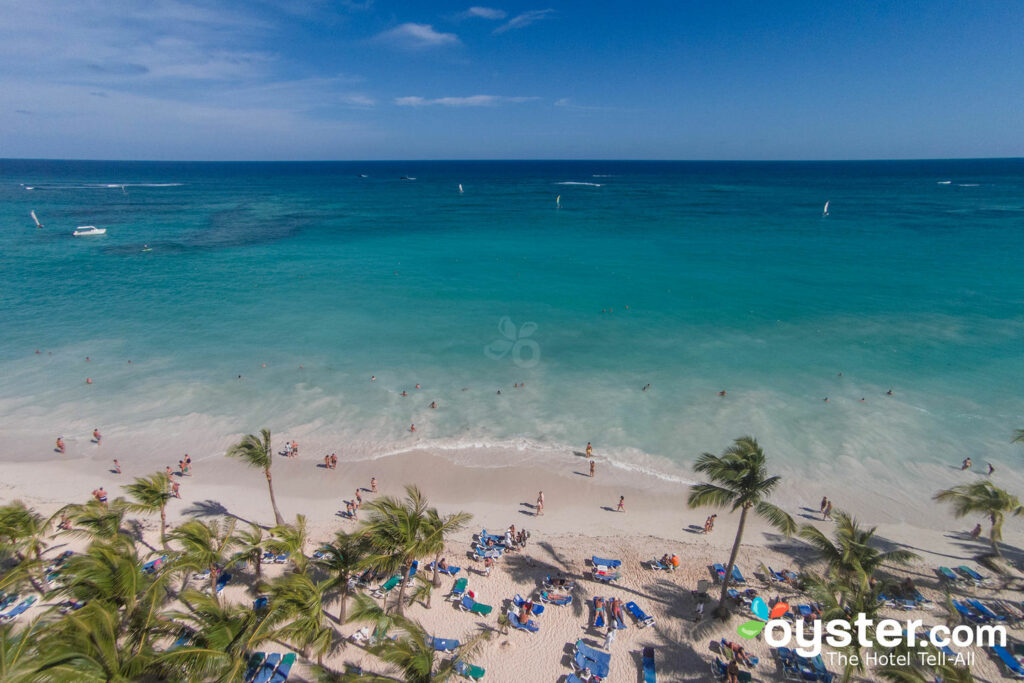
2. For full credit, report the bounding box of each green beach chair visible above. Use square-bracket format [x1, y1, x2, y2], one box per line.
[448, 577, 469, 601]
[455, 658, 485, 680]
[372, 575, 402, 598]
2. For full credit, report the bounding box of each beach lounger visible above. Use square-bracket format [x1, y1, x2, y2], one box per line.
[215, 572, 232, 593]
[642, 646, 656, 683]
[565, 675, 586, 683]
[592, 569, 620, 583]
[261, 551, 275, 563]
[268, 653, 296, 683]
[609, 601, 627, 630]
[767, 566, 786, 583]
[428, 561, 462, 576]
[474, 546, 503, 560]
[142, 555, 167, 574]
[479, 529, 504, 544]
[712, 563, 727, 582]
[539, 590, 572, 606]
[543, 574, 576, 590]
[731, 565, 746, 584]
[574, 640, 611, 678]
[459, 594, 493, 616]
[244, 653, 266, 682]
[992, 644, 1024, 678]
[926, 629, 955, 658]
[968, 599, 1004, 621]
[431, 637, 460, 652]
[448, 577, 469, 600]
[938, 566, 963, 584]
[273, 553, 290, 564]
[648, 558, 670, 571]
[798, 604, 813, 619]
[625, 600, 656, 627]
[168, 630, 191, 650]
[250, 653, 281, 683]
[371, 575, 402, 598]
[512, 594, 544, 615]
[454, 658, 485, 680]
[958, 565, 986, 585]
[405, 561, 419, 584]
[0, 595, 16, 611]
[0, 596, 36, 623]
[591, 555, 622, 569]
[349, 626, 371, 644]
[508, 610, 539, 632]
[953, 599, 987, 624]
[592, 597, 606, 628]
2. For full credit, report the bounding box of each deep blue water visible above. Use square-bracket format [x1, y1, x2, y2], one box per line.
[1, 159, 1022, 490]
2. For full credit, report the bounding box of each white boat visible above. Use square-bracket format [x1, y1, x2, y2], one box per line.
[31, 210, 43, 228]
[822, 201, 830, 217]
[73, 226, 107, 236]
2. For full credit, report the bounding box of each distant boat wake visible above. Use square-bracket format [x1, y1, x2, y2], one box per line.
[556, 181, 602, 187]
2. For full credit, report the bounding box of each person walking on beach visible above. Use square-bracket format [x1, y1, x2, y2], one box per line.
[113, 459, 121, 474]
[603, 626, 616, 650]
[820, 496, 828, 513]
[93, 428, 101, 445]
[590, 461, 595, 477]
[166, 465, 173, 478]
[172, 481, 181, 498]
[536, 491, 544, 516]
[56, 437, 65, 453]
[330, 453, 337, 469]
[586, 442, 593, 458]
[92, 487, 107, 504]
[324, 454, 330, 469]
[988, 463, 995, 476]
[616, 496, 626, 512]
[970, 523, 982, 539]
[370, 476, 377, 493]
[483, 556, 493, 577]
[823, 501, 833, 521]
[355, 489, 363, 508]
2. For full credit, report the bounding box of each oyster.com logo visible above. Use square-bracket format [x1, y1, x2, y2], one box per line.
[738, 597, 789, 639]
[484, 317, 540, 368]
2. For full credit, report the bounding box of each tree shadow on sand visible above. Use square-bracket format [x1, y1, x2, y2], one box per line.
[181, 498, 261, 528]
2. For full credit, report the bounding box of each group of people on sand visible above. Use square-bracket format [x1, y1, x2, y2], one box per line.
[56, 429, 104, 454]
[283, 441, 299, 458]
[820, 497, 833, 520]
[703, 514, 717, 534]
[323, 453, 338, 469]
[343, 478, 378, 520]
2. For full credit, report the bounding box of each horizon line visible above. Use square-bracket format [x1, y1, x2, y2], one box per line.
[3, 156, 1024, 164]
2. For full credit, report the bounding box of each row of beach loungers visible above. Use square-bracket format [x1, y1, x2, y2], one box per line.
[243, 652, 296, 683]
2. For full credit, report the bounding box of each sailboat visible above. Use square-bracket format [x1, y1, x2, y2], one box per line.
[458, 183, 464, 194]
[556, 195, 561, 209]
[822, 201, 830, 217]
[31, 211, 43, 229]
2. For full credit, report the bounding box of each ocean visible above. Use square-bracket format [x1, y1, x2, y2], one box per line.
[1, 159, 1022, 503]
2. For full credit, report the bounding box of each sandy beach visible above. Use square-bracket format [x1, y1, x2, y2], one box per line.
[3, 432, 1023, 681]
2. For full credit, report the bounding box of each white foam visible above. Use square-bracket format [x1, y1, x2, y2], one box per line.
[556, 181, 602, 187]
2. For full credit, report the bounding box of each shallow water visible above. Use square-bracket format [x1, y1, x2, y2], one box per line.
[1, 159, 1022, 495]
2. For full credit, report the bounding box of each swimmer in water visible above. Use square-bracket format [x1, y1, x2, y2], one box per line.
[887, 389, 893, 396]
[719, 390, 726, 397]
[371, 376, 376, 381]
[86, 378, 93, 384]
[401, 391, 407, 397]
[410, 424, 416, 432]
[430, 401, 437, 409]
[823, 397, 829, 402]
[415, 384, 421, 389]
[496, 390, 501, 395]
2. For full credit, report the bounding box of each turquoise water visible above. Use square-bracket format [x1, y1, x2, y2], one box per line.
[1, 159, 1022, 489]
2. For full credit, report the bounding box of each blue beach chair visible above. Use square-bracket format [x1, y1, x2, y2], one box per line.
[642, 646, 657, 683]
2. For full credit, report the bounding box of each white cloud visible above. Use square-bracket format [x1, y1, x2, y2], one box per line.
[375, 23, 459, 49]
[494, 8, 554, 34]
[394, 95, 537, 107]
[464, 6, 506, 20]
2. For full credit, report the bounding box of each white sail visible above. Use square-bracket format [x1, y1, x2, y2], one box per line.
[556, 194, 561, 208]
[458, 183, 464, 193]
[823, 201, 830, 217]
[30, 210, 42, 228]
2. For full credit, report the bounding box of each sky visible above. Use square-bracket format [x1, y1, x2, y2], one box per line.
[1, 0, 1022, 161]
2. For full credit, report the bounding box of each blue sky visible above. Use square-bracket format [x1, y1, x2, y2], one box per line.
[1, 0, 1022, 160]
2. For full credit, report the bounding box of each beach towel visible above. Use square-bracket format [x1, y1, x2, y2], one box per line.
[642, 646, 656, 683]
[592, 555, 622, 568]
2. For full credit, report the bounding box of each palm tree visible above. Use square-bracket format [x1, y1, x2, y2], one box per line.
[266, 514, 309, 574]
[934, 481, 1023, 556]
[0, 617, 45, 683]
[233, 524, 266, 581]
[264, 572, 334, 665]
[162, 589, 277, 683]
[409, 574, 435, 609]
[360, 485, 433, 615]
[0, 501, 50, 594]
[123, 472, 175, 548]
[56, 498, 130, 544]
[34, 601, 157, 682]
[803, 573, 889, 683]
[687, 436, 796, 617]
[226, 428, 284, 525]
[799, 510, 918, 597]
[422, 509, 472, 588]
[315, 530, 372, 623]
[168, 518, 239, 602]
[346, 593, 490, 683]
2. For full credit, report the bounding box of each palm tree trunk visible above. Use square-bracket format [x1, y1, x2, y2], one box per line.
[716, 504, 750, 618]
[160, 505, 167, 549]
[211, 569, 219, 604]
[264, 468, 285, 526]
[990, 513, 1001, 555]
[254, 553, 262, 580]
[395, 560, 411, 616]
[338, 585, 349, 623]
